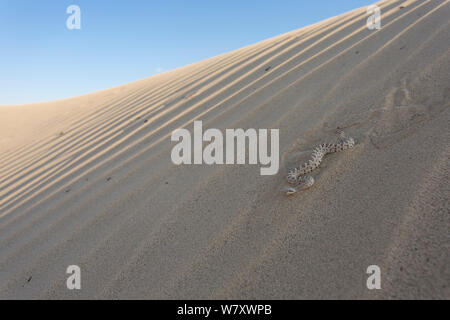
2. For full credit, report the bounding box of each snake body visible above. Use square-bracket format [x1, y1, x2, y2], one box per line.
[285, 137, 355, 195]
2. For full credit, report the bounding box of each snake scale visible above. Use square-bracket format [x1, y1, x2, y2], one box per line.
[284, 136, 356, 195]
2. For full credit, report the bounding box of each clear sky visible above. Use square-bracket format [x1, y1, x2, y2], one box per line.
[1, 0, 376, 105]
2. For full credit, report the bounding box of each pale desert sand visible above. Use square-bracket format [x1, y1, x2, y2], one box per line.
[0, 0, 449, 299]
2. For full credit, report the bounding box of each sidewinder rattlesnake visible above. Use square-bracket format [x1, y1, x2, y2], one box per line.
[284, 135, 356, 195]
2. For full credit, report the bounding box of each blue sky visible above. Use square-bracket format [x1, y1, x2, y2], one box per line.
[0, 0, 376, 105]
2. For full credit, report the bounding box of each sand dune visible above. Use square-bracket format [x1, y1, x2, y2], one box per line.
[0, 0, 449, 299]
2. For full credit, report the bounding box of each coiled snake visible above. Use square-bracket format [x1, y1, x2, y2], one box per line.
[284, 136, 356, 195]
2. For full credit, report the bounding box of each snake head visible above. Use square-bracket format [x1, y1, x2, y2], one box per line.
[283, 186, 298, 196]
[283, 176, 315, 196]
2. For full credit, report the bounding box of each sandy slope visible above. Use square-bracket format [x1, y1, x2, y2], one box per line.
[0, 0, 449, 299]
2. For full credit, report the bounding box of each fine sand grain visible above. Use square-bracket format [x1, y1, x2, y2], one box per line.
[0, 0, 449, 299]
